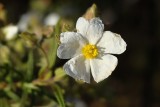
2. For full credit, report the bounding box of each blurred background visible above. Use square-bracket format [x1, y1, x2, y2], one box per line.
[0, 0, 160, 107]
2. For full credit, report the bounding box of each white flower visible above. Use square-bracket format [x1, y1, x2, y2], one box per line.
[57, 17, 127, 83]
[17, 13, 31, 31]
[18, 12, 42, 31]
[2, 25, 18, 40]
[44, 13, 60, 26]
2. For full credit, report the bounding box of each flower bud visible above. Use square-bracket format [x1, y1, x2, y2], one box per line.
[83, 4, 97, 20]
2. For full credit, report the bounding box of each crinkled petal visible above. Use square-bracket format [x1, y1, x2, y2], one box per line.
[63, 55, 90, 83]
[57, 32, 87, 59]
[76, 17, 104, 44]
[97, 31, 127, 54]
[90, 54, 118, 83]
[76, 17, 89, 36]
[86, 18, 104, 44]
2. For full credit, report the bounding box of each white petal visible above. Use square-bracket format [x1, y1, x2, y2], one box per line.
[44, 13, 60, 26]
[97, 31, 127, 54]
[63, 55, 90, 83]
[76, 17, 89, 36]
[18, 12, 42, 31]
[18, 13, 31, 32]
[90, 54, 118, 83]
[86, 18, 104, 44]
[57, 32, 86, 59]
[3, 25, 18, 40]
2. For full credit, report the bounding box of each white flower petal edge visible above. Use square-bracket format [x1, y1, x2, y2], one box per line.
[57, 32, 87, 59]
[87, 18, 104, 44]
[76, 17, 89, 36]
[90, 54, 118, 83]
[76, 17, 104, 44]
[63, 55, 90, 83]
[97, 31, 127, 54]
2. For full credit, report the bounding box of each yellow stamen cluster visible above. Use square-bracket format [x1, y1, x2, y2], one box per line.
[82, 44, 98, 59]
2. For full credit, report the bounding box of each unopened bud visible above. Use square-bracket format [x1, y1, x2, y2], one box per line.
[83, 4, 97, 20]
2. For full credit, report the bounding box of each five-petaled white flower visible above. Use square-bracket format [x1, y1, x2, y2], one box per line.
[57, 17, 127, 83]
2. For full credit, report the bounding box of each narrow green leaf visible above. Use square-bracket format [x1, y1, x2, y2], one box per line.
[26, 50, 34, 81]
[20, 89, 28, 107]
[23, 83, 39, 90]
[54, 85, 65, 107]
[42, 21, 61, 69]
[49, 37, 58, 68]
[40, 36, 57, 69]
[54, 67, 66, 82]
[4, 88, 20, 101]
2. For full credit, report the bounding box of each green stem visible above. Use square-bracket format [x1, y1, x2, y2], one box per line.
[38, 45, 49, 70]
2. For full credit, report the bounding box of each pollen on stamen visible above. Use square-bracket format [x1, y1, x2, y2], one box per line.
[82, 44, 99, 59]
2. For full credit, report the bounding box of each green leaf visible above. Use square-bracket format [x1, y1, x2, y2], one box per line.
[43, 71, 52, 81]
[40, 22, 61, 69]
[0, 98, 11, 107]
[4, 87, 20, 101]
[54, 85, 65, 107]
[34, 69, 53, 86]
[23, 83, 39, 90]
[10, 102, 20, 107]
[26, 50, 34, 81]
[19, 89, 28, 107]
[47, 37, 57, 68]
[54, 67, 66, 82]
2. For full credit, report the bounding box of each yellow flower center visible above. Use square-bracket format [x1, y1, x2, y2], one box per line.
[82, 44, 99, 59]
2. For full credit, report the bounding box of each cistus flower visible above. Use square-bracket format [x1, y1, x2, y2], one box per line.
[57, 17, 127, 83]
